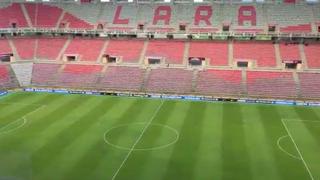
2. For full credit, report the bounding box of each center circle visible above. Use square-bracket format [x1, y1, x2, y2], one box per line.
[104, 123, 179, 151]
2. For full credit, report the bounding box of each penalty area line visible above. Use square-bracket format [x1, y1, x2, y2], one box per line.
[111, 100, 165, 180]
[281, 119, 315, 180]
[0, 104, 47, 135]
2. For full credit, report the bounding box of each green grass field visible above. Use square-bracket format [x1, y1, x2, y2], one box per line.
[0, 92, 320, 180]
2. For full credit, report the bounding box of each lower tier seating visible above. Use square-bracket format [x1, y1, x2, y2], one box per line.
[0, 64, 18, 88]
[55, 64, 102, 88]
[100, 66, 145, 91]
[146, 68, 193, 93]
[304, 44, 320, 69]
[247, 71, 297, 98]
[32, 63, 61, 86]
[196, 69, 243, 96]
[298, 73, 320, 99]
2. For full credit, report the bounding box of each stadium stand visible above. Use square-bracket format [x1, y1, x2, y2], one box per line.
[233, 41, 277, 68]
[0, 39, 12, 54]
[146, 41, 185, 64]
[146, 68, 193, 93]
[304, 43, 320, 68]
[12, 38, 36, 60]
[0, 65, 10, 86]
[279, 43, 301, 61]
[247, 71, 297, 98]
[55, 3, 99, 25]
[36, 37, 67, 60]
[31, 63, 61, 86]
[280, 24, 312, 33]
[100, 66, 145, 91]
[0, 64, 18, 88]
[25, 3, 62, 28]
[0, 1, 320, 102]
[60, 12, 94, 29]
[56, 64, 102, 87]
[105, 40, 144, 63]
[0, 3, 319, 34]
[267, 5, 314, 33]
[196, 69, 243, 96]
[10, 62, 33, 86]
[298, 72, 320, 99]
[64, 38, 105, 61]
[0, 3, 28, 28]
[189, 41, 228, 66]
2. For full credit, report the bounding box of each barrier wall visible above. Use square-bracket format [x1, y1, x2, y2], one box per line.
[0, 90, 8, 96]
[23, 88, 320, 107]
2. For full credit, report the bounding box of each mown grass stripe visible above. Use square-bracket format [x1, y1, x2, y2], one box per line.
[120, 100, 178, 180]
[161, 101, 207, 180]
[243, 105, 281, 180]
[221, 103, 252, 180]
[257, 105, 299, 180]
[111, 100, 164, 180]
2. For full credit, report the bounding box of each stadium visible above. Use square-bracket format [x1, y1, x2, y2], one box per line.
[0, 0, 320, 179]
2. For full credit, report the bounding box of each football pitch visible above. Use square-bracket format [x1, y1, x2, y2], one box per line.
[0, 92, 320, 180]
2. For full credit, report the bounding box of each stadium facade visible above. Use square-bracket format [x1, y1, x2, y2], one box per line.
[0, 0, 320, 102]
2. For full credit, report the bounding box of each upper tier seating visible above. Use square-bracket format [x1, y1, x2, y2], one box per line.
[100, 66, 145, 91]
[64, 38, 105, 61]
[105, 40, 144, 63]
[298, 73, 320, 99]
[189, 41, 228, 66]
[247, 71, 297, 98]
[146, 41, 185, 64]
[37, 38, 67, 60]
[279, 43, 300, 61]
[61, 12, 94, 29]
[12, 38, 36, 60]
[0, 3, 318, 34]
[234, 42, 276, 67]
[304, 44, 320, 69]
[280, 24, 312, 33]
[267, 5, 314, 32]
[0, 39, 12, 54]
[32, 63, 61, 86]
[146, 68, 193, 93]
[0, 3, 28, 28]
[55, 3, 99, 24]
[25, 3, 62, 27]
[0, 64, 18, 88]
[196, 69, 242, 96]
[56, 64, 102, 87]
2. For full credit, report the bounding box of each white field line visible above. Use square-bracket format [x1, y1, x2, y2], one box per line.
[281, 119, 315, 180]
[104, 123, 179, 151]
[0, 104, 47, 134]
[111, 101, 164, 180]
[0, 117, 27, 135]
[277, 135, 301, 160]
[283, 119, 320, 123]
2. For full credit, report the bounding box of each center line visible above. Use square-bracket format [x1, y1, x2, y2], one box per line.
[111, 100, 165, 180]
